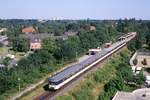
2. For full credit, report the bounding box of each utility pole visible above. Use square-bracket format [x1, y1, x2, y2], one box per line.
[76, 51, 78, 59]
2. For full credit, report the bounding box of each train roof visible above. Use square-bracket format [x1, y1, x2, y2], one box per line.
[49, 64, 84, 82]
[48, 52, 106, 83]
[48, 41, 125, 83]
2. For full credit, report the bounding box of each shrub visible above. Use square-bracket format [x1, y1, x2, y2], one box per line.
[145, 68, 150, 73]
[141, 58, 147, 65]
[56, 95, 72, 100]
[72, 88, 95, 100]
[133, 58, 138, 65]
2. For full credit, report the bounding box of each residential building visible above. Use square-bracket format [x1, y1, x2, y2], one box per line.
[22, 26, 37, 33]
[30, 38, 42, 50]
[0, 35, 9, 46]
[90, 26, 96, 31]
[0, 28, 7, 33]
[20, 33, 51, 50]
[113, 88, 150, 100]
[64, 31, 78, 36]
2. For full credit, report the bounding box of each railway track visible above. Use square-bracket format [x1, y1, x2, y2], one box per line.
[34, 44, 128, 100]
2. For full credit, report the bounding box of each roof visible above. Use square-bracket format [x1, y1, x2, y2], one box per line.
[22, 26, 37, 33]
[90, 26, 96, 31]
[113, 91, 134, 100]
[49, 50, 107, 82]
[64, 31, 78, 36]
[113, 89, 150, 100]
[131, 66, 136, 70]
[49, 41, 123, 83]
[89, 48, 101, 52]
[20, 33, 52, 43]
[0, 35, 8, 42]
[0, 28, 7, 33]
[146, 75, 150, 81]
[136, 67, 142, 70]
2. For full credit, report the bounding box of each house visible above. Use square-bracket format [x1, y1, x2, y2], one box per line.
[30, 38, 42, 50]
[22, 26, 37, 33]
[0, 64, 5, 70]
[64, 31, 78, 36]
[0, 28, 7, 33]
[90, 26, 96, 31]
[0, 35, 9, 46]
[20, 33, 51, 50]
[20, 33, 71, 50]
[113, 88, 150, 100]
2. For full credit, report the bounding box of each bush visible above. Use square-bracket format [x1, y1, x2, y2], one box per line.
[0, 43, 3, 47]
[141, 58, 147, 65]
[145, 68, 150, 73]
[3, 57, 11, 66]
[72, 88, 95, 100]
[133, 58, 138, 65]
[56, 95, 72, 100]
[99, 92, 111, 100]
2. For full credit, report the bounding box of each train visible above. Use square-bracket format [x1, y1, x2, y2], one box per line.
[48, 32, 136, 90]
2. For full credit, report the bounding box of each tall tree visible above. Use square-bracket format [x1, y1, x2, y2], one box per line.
[12, 37, 30, 52]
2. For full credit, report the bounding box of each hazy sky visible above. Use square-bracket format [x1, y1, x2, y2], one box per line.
[0, 0, 149, 19]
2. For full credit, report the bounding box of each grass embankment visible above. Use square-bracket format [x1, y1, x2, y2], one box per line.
[56, 48, 136, 100]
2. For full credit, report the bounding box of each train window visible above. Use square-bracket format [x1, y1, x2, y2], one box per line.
[50, 80, 63, 85]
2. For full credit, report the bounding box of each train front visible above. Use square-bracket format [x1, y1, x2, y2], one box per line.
[48, 78, 62, 90]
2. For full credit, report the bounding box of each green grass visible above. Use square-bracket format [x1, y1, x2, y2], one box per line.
[56, 95, 73, 100]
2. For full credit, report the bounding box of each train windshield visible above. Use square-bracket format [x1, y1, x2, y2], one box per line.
[49, 80, 62, 85]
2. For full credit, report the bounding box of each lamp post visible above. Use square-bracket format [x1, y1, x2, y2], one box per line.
[18, 77, 20, 93]
[76, 51, 78, 60]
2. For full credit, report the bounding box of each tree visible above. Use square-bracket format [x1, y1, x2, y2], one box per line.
[0, 43, 3, 47]
[133, 58, 138, 65]
[141, 58, 147, 65]
[117, 19, 125, 32]
[42, 38, 57, 53]
[146, 33, 150, 46]
[28, 49, 55, 66]
[135, 72, 145, 86]
[12, 37, 30, 52]
[60, 37, 81, 59]
[3, 57, 11, 66]
[66, 23, 80, 31]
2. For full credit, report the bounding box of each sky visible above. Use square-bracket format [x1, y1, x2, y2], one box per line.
[0, 0, 150, 20]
